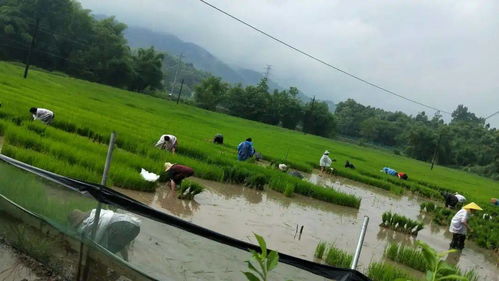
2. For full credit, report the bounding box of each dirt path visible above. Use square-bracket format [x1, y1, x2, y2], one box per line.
[0, 238, 62, 281]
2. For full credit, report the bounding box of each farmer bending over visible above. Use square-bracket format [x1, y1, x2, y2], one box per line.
[213, 134, 224, 144]
[163, 162, 194, 190]
[237, 138, 255, 161]
[345, 161, 355, 169]
[319, 150, 332, 173]
[155, 134, 177, 153]
[381, 167, 398, 176]
[30, 107, 54, 124]
[397, 172, 408, 180]
[449, 202, 482, 250]
[490, 198, 499, 206]
[68, 209, 140, 261]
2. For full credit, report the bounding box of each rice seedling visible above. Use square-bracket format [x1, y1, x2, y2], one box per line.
[380, 212, 424, 236]
[366, 262, 413, 281]
[244, 174, 268, 190]
[177, 180, 205, 200]
[384, 243, 427, 272]
[283, 184, 294, 197]
[314, 241, 327, 259]
[324, 245, 353, 268]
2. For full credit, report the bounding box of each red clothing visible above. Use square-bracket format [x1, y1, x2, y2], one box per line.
[170, 165, 194, 177]
[167, 164, 194, 184]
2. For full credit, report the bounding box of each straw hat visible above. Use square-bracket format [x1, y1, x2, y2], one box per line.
[68, 210, 89, 228]
[324, 150, 330, 155]
[164, 162, 174, 171]
[463, 202, 483, 211]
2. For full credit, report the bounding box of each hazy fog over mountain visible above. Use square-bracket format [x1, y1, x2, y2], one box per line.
[81, 0, 498, 125]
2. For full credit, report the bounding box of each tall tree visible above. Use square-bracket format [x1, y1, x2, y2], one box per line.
[129, 47, 164, 93]
[194, 76, 228, 110]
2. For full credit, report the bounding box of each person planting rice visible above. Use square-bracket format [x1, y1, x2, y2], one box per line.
[155, 134, 177, 153]
[491, 198, 499, 206]
[162, 162, 194, 190]
[381, 167, 398, 176]
[29, 107, 54, 124]
[68, 209, 140, 261]
[449, 202, 482, 250]
[381, 167, 408, 180]
[441, 192, 466, 209]
[344, 160, 355, 169]
[213, 133, 224, 144]
[397, 172, 408, 180]
[319, 150, 333, 173]
[237, 137, 255, 161]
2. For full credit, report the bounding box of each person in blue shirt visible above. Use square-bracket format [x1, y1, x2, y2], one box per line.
[381, 167, 398, 176]
[237, 138, 255, 161]
[491, 198, 499, 206]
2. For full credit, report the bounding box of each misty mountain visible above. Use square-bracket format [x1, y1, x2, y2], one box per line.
[125, 26, 280, 89]
[123, 25, 335, 111]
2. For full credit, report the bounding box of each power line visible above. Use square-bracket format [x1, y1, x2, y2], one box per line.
[484, 110, 499, 120]
[197, 0, 452, 115]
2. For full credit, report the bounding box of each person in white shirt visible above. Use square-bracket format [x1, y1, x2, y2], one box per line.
[155, 134, 177, 153]
[449, 202, 482, 250]
[454, 193, 466, 204]
[30, 107, 54, 124]
[319, 150, 332, 173]
[69, 209, 140, 261]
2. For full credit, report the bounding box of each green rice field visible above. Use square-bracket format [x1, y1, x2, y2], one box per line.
[0, 61, 497, 208]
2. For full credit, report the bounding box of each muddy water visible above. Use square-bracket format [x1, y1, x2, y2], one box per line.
[115, 174, 498, 280]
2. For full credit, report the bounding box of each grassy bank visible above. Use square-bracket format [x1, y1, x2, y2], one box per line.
[0, 61, 497, 207]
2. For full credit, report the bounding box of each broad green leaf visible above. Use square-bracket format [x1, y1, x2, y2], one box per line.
[437, 275, 469, 281]
[426, 270, 435, 281]
[267, 251, 279, 271]
[243, 271, 261, 281]
[254, 233, 267, 257]
[246, 261, 264, 280]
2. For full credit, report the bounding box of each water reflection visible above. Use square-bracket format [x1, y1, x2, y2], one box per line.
[152, 187, 200, 218]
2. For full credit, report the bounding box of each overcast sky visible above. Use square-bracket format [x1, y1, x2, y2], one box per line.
[80, 0, 498, 126]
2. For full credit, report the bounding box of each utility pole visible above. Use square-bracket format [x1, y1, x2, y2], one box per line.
[263, 65, 272, 80]
[430, 131, 443, 170]
[176, 79, 184, 104]
[24, 18, 40, 78]
[170, 53, 184, 96]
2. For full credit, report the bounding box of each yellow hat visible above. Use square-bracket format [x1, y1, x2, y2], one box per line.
[463, 202, 483, 211]
[164, 162, 174, 171]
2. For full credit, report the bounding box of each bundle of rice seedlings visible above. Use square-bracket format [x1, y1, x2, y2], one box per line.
[314, 241, 327, 259]
[177, 180, 205, 200]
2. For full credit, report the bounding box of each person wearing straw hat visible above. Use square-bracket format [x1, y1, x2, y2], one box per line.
[491, 198, 499, 206]
[68, 209, 140, 261]
[319, 150, 332, 173]
[449, 202, 482, 250]
[162, 162, 194, 190]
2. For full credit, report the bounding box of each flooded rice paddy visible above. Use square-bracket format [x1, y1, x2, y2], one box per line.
[115, 172, 498, 280]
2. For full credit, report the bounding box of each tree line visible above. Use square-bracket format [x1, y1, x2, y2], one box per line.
[194, 76, 498, 179]
[335, 99, 499, 179]
[194, 77, 336, 137]
[0, 0, 164, 93]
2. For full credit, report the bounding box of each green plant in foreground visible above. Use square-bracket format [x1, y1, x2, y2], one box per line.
[243, 233, 280, 281]
[367, 261, 413, 281]
[314, 241, 327, 259]
[395, 241, 470, 281]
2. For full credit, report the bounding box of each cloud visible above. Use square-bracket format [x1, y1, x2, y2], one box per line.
[79, 0, 499, 126]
